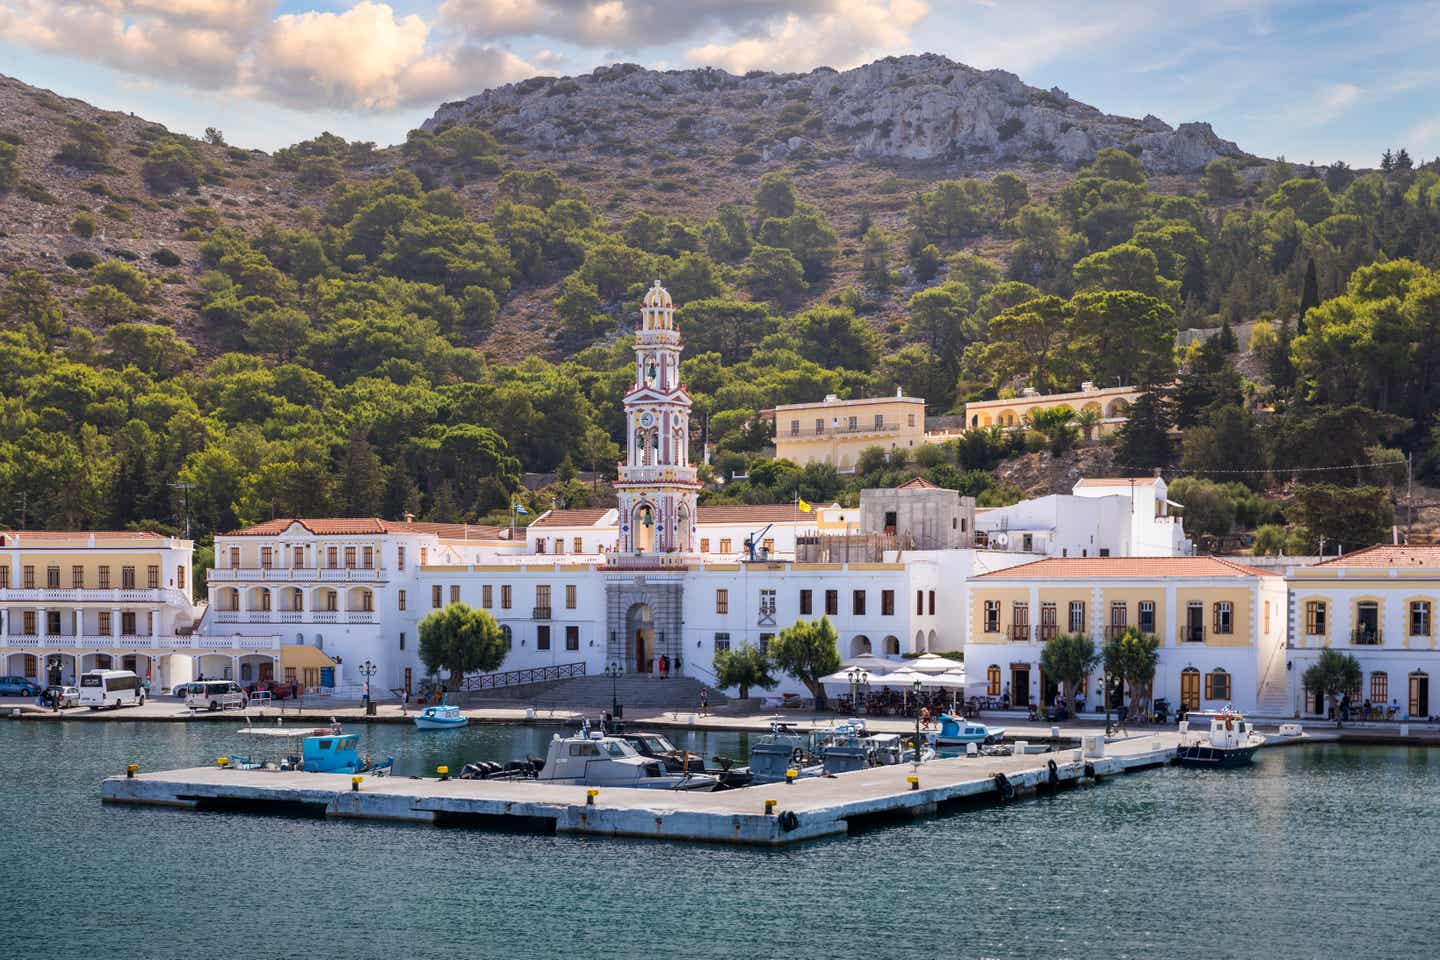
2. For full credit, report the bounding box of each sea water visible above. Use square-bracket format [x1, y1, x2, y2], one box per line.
[2, 721, 1437, 960]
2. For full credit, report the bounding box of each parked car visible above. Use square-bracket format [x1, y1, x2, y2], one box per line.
[0, 675, 40, 697]
[172, 681, 205, 699]
[44, 685, 81, 708]
[185, 680, 247, 712]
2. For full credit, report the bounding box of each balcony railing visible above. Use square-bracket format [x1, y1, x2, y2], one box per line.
[0, 587, 189, 606]
[1105, 624, 1131, 641]
[1009, 624, 1031, 641]
[1182, 626, 1205, 643]
[532, 606, 552, 621]
[211, 610, 369, 625]
[1351, 627, 1382, 645]
[208, 567, 387, 583]
[1038, 624, 1058, 642]
[1, 634, 281, 650]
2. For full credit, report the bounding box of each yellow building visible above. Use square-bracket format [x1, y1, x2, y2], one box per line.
[0, 529, 220, 691]
[772, 391, 927, 472]
[965, 556, 1288, 716]
[1287, 545, 1440, 719]
[964, 383, 1142, 435]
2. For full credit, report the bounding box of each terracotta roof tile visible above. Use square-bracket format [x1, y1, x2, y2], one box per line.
[0, 530, 172, 545]
[1073, 477, 1161, 487]
[222, 518, 507, 538]
[698, 503, 832, 524]
[898, 477, 939, 489]
[977, 556, 1278, 579]
[1313, 545, 1440, 568]
[528, 509, 614, 529]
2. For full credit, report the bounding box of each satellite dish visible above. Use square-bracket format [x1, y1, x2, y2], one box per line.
[993, 532, 1009, 547]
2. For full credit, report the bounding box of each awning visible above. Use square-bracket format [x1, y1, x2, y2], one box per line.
[280, 645, 335, 670]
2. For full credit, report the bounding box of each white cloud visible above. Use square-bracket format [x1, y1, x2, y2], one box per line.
[687, 0, 928, 74]
[0, 0, 534, 111]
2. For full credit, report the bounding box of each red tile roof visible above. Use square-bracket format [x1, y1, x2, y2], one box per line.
[698, 503, 830, 524]
[528, 509, 614, 529]
[1313, 545, 1440, 568]
[898, 477, 940, 489]
[222, 518, 506, 539]
[0, 530, 172, 545]
[977, 556, 1278, 579]
[1073, 477, 1160, 487]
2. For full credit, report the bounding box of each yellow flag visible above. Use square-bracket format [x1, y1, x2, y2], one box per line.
[797, 498, 812, 513]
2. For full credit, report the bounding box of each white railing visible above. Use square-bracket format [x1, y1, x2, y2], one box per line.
[207, 567, 387, 583]
[0, 634, 281, 651]
[313, 612, 338, 622]
[345, 612, 376, 623]
[0, 587, 190, 606]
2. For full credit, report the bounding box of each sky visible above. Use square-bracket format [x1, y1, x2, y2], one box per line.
[1, 1, 1438, 166]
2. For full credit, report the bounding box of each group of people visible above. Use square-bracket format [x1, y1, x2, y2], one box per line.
[1336, 694, 1402, 722]
[842, 686, 956, 718]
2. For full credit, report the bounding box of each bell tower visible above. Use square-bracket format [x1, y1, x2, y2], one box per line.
[614, 280, 699, 556]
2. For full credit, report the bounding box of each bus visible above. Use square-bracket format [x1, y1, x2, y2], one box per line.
[79, 670, 146, 710]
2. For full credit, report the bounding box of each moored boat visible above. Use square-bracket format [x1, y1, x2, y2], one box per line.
[929, 713, 1005, 747]
[1175, 707, 1264, 768]
[536, 723, 718, 790]
[414, 703, 468, 730]
[230, 722, 393, 775]
[745, 719, 823, 785]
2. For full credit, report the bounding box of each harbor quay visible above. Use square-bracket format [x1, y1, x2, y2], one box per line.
[101, 731, 1190, 847]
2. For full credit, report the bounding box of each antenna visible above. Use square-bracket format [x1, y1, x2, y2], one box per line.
[170, 481, 194, 540]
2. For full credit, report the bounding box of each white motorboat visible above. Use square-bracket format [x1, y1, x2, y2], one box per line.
[536, 724, 718, 790]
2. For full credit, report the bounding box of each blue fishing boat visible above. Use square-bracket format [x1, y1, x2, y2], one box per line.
[414, 702, 468, 730]
[930, 713, 1005, 747]
[231, 723, 393, 775]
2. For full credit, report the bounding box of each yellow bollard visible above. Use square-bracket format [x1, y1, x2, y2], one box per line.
[216, 757, 230, 768]
[907, 775, 919, 791]
[785, 768, 798, 785]
[351, 775, 363, 792]
[763, 799, 777, 815]
[586, 788, 599, 806]
[437, 765, 450, 781]
[126, 763, 139, 779]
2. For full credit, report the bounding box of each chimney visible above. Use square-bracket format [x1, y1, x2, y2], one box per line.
[403, 512, 416, 523]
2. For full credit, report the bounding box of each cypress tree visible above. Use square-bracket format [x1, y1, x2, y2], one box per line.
[1298, 257, 1319, 334]
[1116, 391, 1172, 472]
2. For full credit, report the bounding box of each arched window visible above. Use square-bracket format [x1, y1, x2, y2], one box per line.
[500, 624, 513, 650]
[1204, 669, 1230, 701]
[1180, 667, 1200, 711]
[849, 636, 872, 657]
[986, 664, 1001, 697]
[1370, 671, 1388, 702]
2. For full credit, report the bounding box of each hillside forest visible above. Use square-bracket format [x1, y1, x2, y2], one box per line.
[4, 79, 1440, 560]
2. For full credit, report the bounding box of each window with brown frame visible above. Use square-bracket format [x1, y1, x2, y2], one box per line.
[501, 585, 512, 609]
[825, 590, 838, 616]
[881, 589, 895, 616]
[1204, 670, 1231, 701]
[1213, 601, 1233, 635]
[715, 589, 728, 614]
[853, 590, 866, 616]
[799, 589, 812, 615]
[431, 585, 442, 608]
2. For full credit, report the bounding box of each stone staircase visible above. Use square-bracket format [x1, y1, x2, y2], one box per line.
[464, 674, 726, 711]
[1254, 683, 1292, 719]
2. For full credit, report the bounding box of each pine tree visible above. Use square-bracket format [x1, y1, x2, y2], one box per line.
[1298, 257, 1319, 334]
[1217, 320, 1238, 352]
[1395, 147, 1414, 171]
[1380, 148, 1395, 172]
[1116, 391, 1172, 472]
[1269, 319, 1297, 395]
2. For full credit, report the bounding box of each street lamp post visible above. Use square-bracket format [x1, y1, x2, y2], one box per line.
[359, 659, 377, 716]
[848, 667, 865, 716]
[1103, 675, 1112, 737]
[912, 677, 924, 768]
[605, 661, 623, 723]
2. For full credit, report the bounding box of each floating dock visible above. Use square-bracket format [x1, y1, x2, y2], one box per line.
[103, 733, 1195, 846]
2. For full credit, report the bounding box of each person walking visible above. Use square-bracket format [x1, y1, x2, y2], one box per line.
[400, 688, 410, 716]
[698, 687, 708, 718]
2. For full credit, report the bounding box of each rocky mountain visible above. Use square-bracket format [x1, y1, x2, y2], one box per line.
[426, 53, 1251, 175]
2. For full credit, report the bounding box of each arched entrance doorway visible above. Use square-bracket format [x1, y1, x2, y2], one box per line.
[849, 636, 872, 657]
[627, 603, 655, 673]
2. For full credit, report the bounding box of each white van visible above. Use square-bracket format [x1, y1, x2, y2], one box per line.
[79, 670, 146, 709]
[186, 680, 247, 712]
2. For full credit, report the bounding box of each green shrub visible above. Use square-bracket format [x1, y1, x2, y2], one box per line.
[150, 247, 182, 267]
[101, 203, 130, 222]
[69, 211, 98, 237]
[65, 251, 100, 270]
[141, 138, 209, 193]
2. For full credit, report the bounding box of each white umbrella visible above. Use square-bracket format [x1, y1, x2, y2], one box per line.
[820, 667, 880, 686]
[925, 672, 970, 689]
[908, 653, 960, 674]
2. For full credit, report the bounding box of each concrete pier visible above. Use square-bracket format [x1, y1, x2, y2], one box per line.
[102, 732, 1199, 846]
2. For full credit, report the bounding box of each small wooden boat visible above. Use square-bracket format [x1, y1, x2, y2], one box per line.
[1175, 708, 1264, 768]
[414, 703, 468, 730]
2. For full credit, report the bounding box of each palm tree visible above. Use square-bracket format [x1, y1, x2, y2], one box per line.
[1302, 649, 1362, 721]
[1040, 632, 1100, 717]
[1076, 406, 1101, 442]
